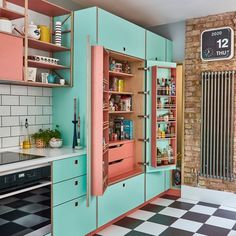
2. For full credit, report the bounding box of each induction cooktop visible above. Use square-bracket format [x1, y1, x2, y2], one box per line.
[0, 152, 45, 165]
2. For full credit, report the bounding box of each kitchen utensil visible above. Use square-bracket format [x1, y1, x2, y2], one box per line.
[47, 74, 56, 83]
[22, 21, 40, 39]
[0, 17, 13, 33]
[39, 25, 50, 42]
[41, 72, 49, 83]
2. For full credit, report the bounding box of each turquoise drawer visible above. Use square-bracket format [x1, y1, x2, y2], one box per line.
[53, 155, 86, 183]
[53, 175, 86, 206]
[98, 174, 144, 227]
[53, 196, 96, 236]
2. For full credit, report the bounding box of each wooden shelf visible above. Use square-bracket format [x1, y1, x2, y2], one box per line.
[28, 60, 69, 70]
[7, 0, 71, 16]
[109, 111, 133, 114]
[157, 95, 176, 98]
[109, 91, 133, 95]
[157, 120, 176, 123]
[27, 38, 70, 52]
[157, 137, 176, 141]
[109, 71, 134, 78]
[0, 7, 24, 20]
[109, 139, 134, 147]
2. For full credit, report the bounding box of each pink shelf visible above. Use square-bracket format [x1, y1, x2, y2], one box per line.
[28, 38, 70, 52]
[28, 60, 69, 70]
[109, 139, 134, 147]
[109, 71, 134, 78]
[7, 0, 71, 16]
[109, 111, 133, 114]
[0, 7, 24, 20]
[109, 91, 133, 95]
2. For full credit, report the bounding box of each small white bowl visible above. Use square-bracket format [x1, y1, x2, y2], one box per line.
[49, 139, 63, 148]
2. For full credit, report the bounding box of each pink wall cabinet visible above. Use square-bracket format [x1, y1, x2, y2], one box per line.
[151, 65, 177, 169]
[0, 33, 23, 81]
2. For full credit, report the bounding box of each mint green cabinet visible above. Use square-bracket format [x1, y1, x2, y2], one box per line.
[165, 170, 171, 190]
[53, 196, 96, 236]
[53, 175, 86, 206]
[166, 39, 173, 62]
[53, 155, 86, 183]
[98, 9, 145, 59]
[146, 30, 166, 61]
[98, 174, 144, 227]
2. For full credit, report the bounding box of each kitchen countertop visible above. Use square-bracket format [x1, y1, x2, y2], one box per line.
[0, 147, 86, 175]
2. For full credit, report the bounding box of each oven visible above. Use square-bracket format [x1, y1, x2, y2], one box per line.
[0, 163, 52, 236]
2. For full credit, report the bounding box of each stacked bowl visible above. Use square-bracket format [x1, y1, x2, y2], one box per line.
[54, 21, 62, 46]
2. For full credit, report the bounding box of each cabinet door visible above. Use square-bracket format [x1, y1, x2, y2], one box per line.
[98, 9, 145, 59]
[98, 174, 144, 227]
[53, 196, 96, 236]
[165, 170, 171, 190]
[146, 31, 166, 61]
[166, 39, 173, 62]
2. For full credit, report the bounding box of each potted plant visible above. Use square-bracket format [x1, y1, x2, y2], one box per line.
[32, 125, 62, 148]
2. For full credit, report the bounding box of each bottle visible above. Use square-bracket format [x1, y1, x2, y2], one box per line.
[167, 144, 174, 164]
[166, 84, 169, 95]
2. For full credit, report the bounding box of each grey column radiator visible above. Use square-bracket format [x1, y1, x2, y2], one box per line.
[201, 71, 235, 180]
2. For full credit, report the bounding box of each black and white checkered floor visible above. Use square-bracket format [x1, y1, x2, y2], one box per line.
[0, 187, 51, 236]
[96, 194, 236, 236]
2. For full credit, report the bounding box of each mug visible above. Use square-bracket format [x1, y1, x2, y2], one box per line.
[60, 79, 65, 85]
[39, 25, 50, 43]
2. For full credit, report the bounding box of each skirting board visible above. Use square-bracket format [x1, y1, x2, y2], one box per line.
[181, 185, 236, 208]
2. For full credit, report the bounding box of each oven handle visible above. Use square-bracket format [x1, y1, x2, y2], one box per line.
[0, 180, 52, 200]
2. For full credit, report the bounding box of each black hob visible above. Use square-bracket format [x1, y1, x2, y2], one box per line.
[0, 152, 45, 165]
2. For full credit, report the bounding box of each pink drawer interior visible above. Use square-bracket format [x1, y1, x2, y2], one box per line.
[108, 157, 134, 178]
[0, 33, 23, 81]
[108, 141, 134, 162]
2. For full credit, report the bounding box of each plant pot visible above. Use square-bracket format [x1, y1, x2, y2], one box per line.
[35, 138, 47, 148]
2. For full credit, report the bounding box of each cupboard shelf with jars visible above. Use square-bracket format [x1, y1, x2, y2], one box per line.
[91, 46, 145, 196]
[0, 0, 73, 87]
[151, 65, 177, 169]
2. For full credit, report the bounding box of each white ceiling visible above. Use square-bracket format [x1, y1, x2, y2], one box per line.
[67, 0, 236, 27]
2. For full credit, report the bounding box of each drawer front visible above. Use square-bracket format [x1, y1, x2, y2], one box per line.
[108, 141, 134, 162]
[53, 155, 86, 183]
[98, 9, 145, 59]
[53, 175, 86, 206]
[146, 172, 165, 201]
[98, 174, 144, 227]
[108, 157, 134, 179]
[53, 196, 96, 236]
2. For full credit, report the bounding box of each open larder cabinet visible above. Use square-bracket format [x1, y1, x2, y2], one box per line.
[146, 61, 177, 173]
[91, 46, 146, 196]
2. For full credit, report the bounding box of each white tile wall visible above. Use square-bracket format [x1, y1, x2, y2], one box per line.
[0, 85, 53, 148]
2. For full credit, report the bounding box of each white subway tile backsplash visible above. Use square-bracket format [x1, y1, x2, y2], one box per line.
[2, 136, 19, 148]
[20, 96, 35, 106]
[28, 125, 43, 135]
[2, 95, 19, 106]
[11, 126, 27, 136]
[0, 106, 10, 116]
[36, 116, 50, 125]
[42, 124, 52, 129]
[36, 97, 50, 106]
[20, 116, 36, 126]
[28, 87, 43, 96]
[43, 88, 52, 96]
[11, 85, 27, 95]
[11, 106, 27, 116]
[43, 106, 52, 115]
[28, 106, 43, 115]
[0, 127, 10, 137]
[0, 85, 10, 94]
[2, 116, 19, 127]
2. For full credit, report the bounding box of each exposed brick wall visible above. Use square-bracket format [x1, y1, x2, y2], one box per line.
[184, 11, 236, 192]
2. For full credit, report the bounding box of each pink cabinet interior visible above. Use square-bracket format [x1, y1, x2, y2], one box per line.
[0, 33, 23, 81]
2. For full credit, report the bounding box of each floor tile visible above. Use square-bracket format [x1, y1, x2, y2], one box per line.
[6, 200, 31, 209]
[0, 205, 14, 215]
[19, 203, 49, 214]
[34, 209, 51, 218]
[213, 209, 236, 220]
[24, 195, 49, 203]
[176, 198, 199, 205]
[98, 225, 131, 236]
[193, 233, 207, 236]
[198, 201, 220, 209]
[114, 217, 144, 229]
[151, 198, 174, 207]
[219, 206, 236, 212]
[171, 218, 203, 232]
[0, 222, 27, 236]
[31, 220, 51, 230]
[160, 227, 193, 236]
[158, 207, 187, 218]
[228, 230, 236, 236]
[233, 223, 236, 230]
[128, 210, 156, 221]
[140, 204, 165, 213]
[0, 197, 19, 205]
[13, 228, 34, 236]
[17, 192, 35, 200]
[205, 216, 236, 229]
[0, 210, 28, 221]
[125, 230, 154, 236]
[197, 224, 230, 236]
[189, 204, 217, 215]
[148, 213, 178, 226]
[161, 194, 179, 200]
[0, 218, 9, 226]
[169, 201, 194, 211]
[13, 214, 48, 228]
[181, 211, 210, 223]
[135, 221, 168, 235]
